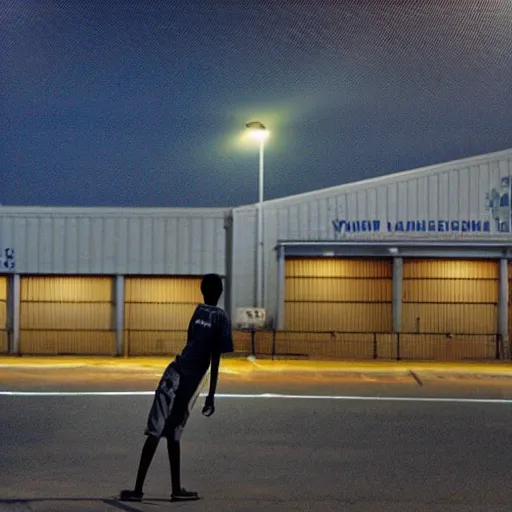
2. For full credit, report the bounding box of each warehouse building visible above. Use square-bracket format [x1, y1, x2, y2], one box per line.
[1, 147, 512, 360]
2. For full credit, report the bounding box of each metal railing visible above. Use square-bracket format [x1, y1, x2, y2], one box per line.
[123, 328, 504, 362]
[2, 327, 504, 361]
[239, 330, 503, 361]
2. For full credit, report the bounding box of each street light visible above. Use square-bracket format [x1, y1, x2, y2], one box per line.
[245, 121, 269, 309]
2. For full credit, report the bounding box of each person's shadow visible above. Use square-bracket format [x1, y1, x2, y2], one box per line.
[0, 497, 171, 511]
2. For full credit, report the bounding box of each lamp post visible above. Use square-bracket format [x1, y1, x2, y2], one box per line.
[245, 121, 269, 308]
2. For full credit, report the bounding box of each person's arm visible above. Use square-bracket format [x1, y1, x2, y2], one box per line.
[202, 313, 233, 417]
[202, 349, 220, 417]
[208, 349, 220, 393]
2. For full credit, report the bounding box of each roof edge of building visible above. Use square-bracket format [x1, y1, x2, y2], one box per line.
[234, 147, 512, 211]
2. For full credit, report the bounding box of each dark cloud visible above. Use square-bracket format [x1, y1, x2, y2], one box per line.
[1, 0, 511, 207]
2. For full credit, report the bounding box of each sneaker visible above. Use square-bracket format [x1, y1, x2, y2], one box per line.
[119, 489, 144, 502]
[171, 488, 200, 502]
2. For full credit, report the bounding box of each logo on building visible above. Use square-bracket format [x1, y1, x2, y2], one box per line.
[485, 176, 511, 233]
[0, 248, 14, 269]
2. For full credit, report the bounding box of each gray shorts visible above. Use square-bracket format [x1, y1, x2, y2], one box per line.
[144, 363, 205, 441]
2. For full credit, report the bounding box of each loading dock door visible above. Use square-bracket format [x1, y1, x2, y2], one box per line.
[284, 258, 393, 332]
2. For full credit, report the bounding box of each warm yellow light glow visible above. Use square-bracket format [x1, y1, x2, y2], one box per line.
[245, 121, 269, 143]
[221, 106, 289, 154]
[247, 127, 270, 142]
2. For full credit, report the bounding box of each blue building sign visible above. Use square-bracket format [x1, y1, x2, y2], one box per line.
[332, 219, 491, 234]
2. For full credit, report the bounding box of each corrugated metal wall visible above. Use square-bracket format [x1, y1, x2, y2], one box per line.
[20, 276, 115, 354]
[231, 207, 257, 319]
[402, 260, 499, 334]
[0, 208, 227, 275]
[284, 258, 393, 332]
[124, 277, 203, 355]
[257, 149, 512, 241]
[0, 277, 7, 353]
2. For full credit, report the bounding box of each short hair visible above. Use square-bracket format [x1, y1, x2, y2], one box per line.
[201, 273, 223, 300]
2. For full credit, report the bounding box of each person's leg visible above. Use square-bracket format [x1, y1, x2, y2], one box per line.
[135, 435, 160, 493]
[120, 435, 160, 501]
[167, 436, 200, 501]
[167, 438, 181, 493]
[166, 382, 200, 501]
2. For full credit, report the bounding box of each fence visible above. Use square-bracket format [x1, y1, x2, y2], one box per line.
[122, 329, 503, 362]
[1, 325, 503, 361]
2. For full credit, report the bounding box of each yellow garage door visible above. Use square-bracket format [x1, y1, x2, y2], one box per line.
[20, 276, 116, 355]
[124, 277, 202, 356]
[284, 258, 393, 332]
[402, 259, 499, 334]
[0, 277, 7, 353]
[401, 259, 499, 360]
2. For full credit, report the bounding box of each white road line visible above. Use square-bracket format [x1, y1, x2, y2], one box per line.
[0, 365, 88, 369]
[0, 391, 512, 404]
[0, 391, 155, 396]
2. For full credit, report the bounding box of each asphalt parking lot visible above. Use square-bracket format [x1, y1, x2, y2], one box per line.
[1, 362, 512, 511]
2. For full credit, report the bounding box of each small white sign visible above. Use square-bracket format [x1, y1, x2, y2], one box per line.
[236, 307, 266, 328]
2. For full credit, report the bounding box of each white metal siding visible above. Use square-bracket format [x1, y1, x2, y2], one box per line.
[256, 150, 512, 241]
[261, 148, 512, 208]
[0, 208, 227, 275]
[231, 207, 257, 318]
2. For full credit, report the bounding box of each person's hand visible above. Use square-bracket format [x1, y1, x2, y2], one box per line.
[202, 395, 215, 417]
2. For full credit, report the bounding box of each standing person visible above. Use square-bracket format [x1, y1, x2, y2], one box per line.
[119, 273, 233, 502]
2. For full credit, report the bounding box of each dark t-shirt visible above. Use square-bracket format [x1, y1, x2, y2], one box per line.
[173, 304, 233, 382]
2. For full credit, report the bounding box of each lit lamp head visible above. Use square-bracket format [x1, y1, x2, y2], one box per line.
[245, 121, 269, 142]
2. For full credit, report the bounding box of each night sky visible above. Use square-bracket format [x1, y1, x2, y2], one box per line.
[2, 0, 512, 208]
